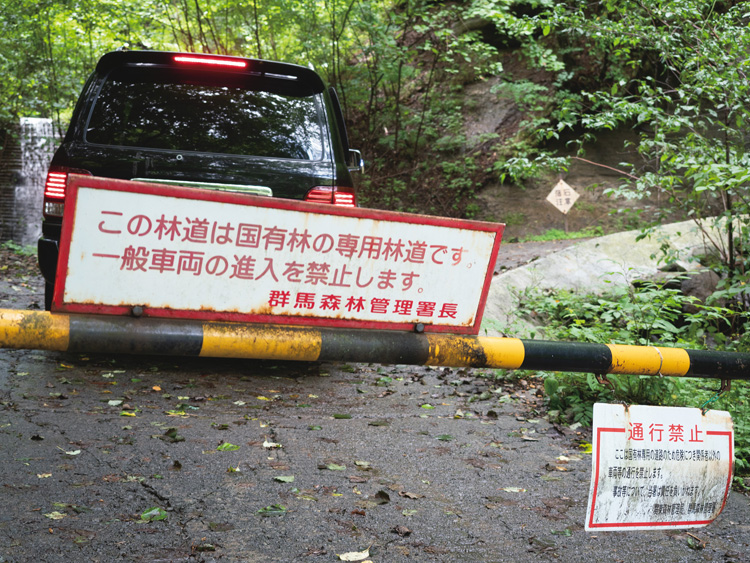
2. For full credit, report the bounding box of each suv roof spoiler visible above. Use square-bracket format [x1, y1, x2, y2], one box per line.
[95, 50, 325, 92]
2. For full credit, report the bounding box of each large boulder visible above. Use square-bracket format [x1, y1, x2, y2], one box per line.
[481, 219, 727, 337]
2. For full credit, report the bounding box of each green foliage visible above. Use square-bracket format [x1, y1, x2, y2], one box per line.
[521, 226, 603, 242]
[519, 280, 750, 475]
[520, 279, 737, 346]
[516, 0, 750, 311]
[1, 0, 534, 218]
[1, 241, 36, 256]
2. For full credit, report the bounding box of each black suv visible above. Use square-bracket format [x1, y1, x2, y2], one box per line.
[38, 50, 362, 309]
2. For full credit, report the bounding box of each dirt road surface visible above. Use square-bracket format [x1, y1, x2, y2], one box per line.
[1, 245, 748, 562]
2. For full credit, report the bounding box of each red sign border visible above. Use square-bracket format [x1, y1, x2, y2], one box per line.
[587, 426, 734, 530]
[53, 175, 504, 334]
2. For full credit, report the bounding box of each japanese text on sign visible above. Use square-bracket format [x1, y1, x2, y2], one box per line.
[57, 179, 503, 332]
[545, 179, 579, 215]
[586, 404, 733, 532]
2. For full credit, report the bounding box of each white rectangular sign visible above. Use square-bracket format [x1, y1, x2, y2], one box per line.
[586, 403, 733, 531]
[55, 177, 503, 333]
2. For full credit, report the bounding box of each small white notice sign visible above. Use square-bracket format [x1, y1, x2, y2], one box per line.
[586, 403, 733, 531]
[546, 179, 579, 214]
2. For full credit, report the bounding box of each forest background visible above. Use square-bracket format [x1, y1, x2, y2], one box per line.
[2, 0, 750, 477]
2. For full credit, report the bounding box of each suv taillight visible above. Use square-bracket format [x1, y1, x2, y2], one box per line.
[305, 186, 356, 207]
[43, 167, 91, 217]
[174, 54, 248, 69]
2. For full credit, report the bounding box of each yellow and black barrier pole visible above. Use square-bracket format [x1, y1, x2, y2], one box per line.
[0, 309, 747, 379]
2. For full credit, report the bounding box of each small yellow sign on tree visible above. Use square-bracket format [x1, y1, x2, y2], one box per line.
[546, 179, 579, 215]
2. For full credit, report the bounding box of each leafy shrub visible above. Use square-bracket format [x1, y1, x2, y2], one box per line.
[518, 281, 750, 475]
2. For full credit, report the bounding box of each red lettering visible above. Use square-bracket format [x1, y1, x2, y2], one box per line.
[401, 272, 420, 290]
[205, 255, 229, 276]
[295, 292, 316, 309]
[370, 298, 389, 314]
[336, 234, 360, 258]
[149, 248, 177, 273]
[312, 233, 334, 253]
[98, 211, 123, 234]
[287, 228, 312, 253]
[329, 265, 353, 287]
[382, 238, 405, 261]
[269, 291, 290, 307]
[346, 296, 366, 313]
[120, 246, 149, 271]
[305, 262, 330, 285]
[393, 300, 414, 315]
[451, 247, 467, 265]
[212, 222, 235, 245]
[668, 424, 684, 442]
[127, 215, 152, 236]
[430, 245, 447, 264]
[177, 250, 204, 276]
[269, 290, 290, 307]
[154, 215, 182, 241]
[182, 218, 210, 243]
[255, 258, 278, 282]
[359, 236, 382, 259]
[236, 223, 262, 248]
[230, 255, 256, 280]
[320, 294, 341, 310]
[282, 262, 305, 283]
[377, 270, 397, 290]
[438, 303, 458, 319]
[417, 301, 436, 317]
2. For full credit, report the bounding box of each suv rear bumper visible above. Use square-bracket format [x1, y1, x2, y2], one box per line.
[37, 237, 58, 284]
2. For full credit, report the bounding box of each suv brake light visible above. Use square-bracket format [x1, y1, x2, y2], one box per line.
[174, 54, 247, 69]
[305, 186, 356, 207]
[43, 167, 91, 217]
[44, 172, 67, 199]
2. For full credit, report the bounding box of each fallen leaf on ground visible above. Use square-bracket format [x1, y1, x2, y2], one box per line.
[140, 507, 168, 522]
[257, 504, 287, 517]
[44, 511, 66, 520]
[337, 548, 370, 561]
[393, 525, 412, 536]
[157, 428, 185, 443]
[217, 442, 240, 451]
[321, 463, 346, 471]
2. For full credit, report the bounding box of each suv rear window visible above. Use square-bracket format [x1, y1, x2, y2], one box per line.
[85, 67, 325, 160]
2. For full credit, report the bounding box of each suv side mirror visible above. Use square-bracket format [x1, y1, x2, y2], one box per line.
[348, 149, 364, 174]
